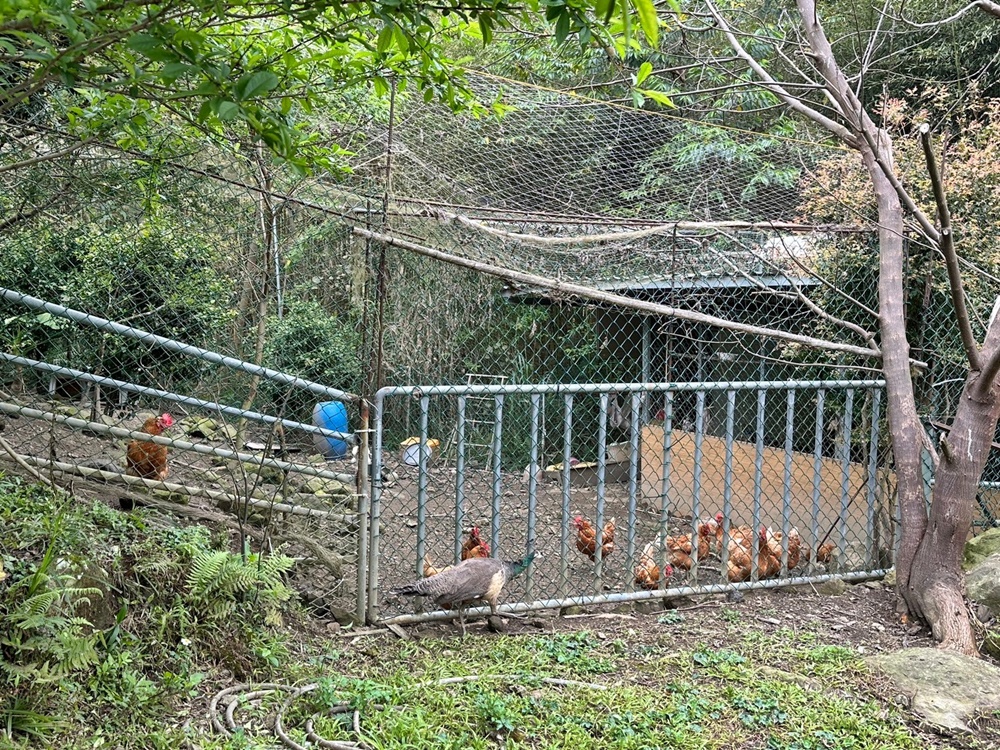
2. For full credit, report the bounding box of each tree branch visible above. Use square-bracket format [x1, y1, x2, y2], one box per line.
[0, 434, 54, 487]
[919, 123, 981, 372]
[710, 231, 879, 349]
[703, 1, 859, 147]
[898, 0, 1000, 26]
[0, 179, 73, 233]
[976, 297, 1000, 395]
[779, 236, 880, 320]
[352, 226, 901, 362]
[855, 0, 893, 101]
[0, 139, 92, 175]
[442, 209, 835, 246]
[854, 124, 941, 243]
[790, 7, 943, 244]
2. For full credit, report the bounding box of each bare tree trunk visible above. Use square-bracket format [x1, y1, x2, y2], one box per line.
[794, 0, 983, 652]
[905, 369, 1000, 652]
[237, 295, 270, 449]
[856, 142, 939, 622]
[903, 309, 1000, 651]
[236, 146, 279, 450]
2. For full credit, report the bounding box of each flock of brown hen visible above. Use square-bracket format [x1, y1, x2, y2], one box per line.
[572, 512, 835, 590]
[123, 417, 840, 599]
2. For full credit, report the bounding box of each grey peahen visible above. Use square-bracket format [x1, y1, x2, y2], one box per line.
[390, 552, 535, 635]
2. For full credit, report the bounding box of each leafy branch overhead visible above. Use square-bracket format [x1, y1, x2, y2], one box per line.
[0, 0, 665, 168]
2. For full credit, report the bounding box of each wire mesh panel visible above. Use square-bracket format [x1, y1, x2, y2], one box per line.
[0, 288, 366, 621]
[370, 379, 888, 624]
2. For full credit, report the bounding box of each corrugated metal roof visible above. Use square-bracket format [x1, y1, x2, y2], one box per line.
[594, 274, 819, 292]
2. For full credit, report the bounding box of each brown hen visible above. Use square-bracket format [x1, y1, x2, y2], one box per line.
[125, 413, 174, 481]
[572, 516, 616, 561]
[461, 526, 491, 560]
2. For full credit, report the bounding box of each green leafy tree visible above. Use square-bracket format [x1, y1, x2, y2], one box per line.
[0, 0, 667, 173]
[0, 220, 231, 388]
[263, 300, 363, 416]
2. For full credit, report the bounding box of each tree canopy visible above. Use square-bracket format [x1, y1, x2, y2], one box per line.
[0, 0, 672, 171]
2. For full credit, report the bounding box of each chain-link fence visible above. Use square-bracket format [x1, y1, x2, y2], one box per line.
[2, 71, 999, 623]
[0, 287, 366, 619]
[369, 380, 889, 623]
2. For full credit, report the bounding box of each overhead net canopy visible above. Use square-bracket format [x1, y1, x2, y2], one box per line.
[340, 72, 856, 280]
[0, 69, 982, 405]
[304, 72, 887, 391]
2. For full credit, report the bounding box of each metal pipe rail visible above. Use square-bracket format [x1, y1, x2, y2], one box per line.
[2, 353, 354, 444]
[0, 402, 355, 484]
[375, 379, 886, 398]
[380, 569, 890, 625]
[5, 454, 358, 524]
[0, 288, 359, 403]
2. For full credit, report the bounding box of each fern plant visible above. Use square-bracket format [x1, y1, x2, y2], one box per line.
[184, 550, 295, 627]
[0, 536, 102, 686]
[0, 697, 67, 742]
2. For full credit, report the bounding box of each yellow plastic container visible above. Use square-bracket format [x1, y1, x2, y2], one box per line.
[400, 437, 440, 465]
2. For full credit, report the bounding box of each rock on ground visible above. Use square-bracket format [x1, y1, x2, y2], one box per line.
[871, 648, 1000, 732]
[964, 528, 1000, 570]
[966, 553, 1000, 617]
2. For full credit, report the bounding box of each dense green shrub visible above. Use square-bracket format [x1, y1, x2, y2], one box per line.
[262, 299, 363, 418]
[0, 222, 231, 390]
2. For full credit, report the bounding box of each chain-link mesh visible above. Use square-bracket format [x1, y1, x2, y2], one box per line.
[1, 71, 997, 623]
[0, 143, 371, 619]
[370, 381, 889, 622]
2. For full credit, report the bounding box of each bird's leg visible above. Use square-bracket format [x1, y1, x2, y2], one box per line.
[490, 599, 524, 620]
[458, 606, 467, 638]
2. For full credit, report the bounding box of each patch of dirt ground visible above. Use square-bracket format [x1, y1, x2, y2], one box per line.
[394, 579, 933, 658]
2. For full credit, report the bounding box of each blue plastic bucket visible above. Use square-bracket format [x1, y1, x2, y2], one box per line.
[312, 401, 349, 459]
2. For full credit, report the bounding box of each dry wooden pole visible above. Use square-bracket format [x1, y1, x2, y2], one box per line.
[352, 227, 893, 362]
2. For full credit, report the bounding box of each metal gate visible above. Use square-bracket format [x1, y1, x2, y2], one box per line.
[366, 379, 888, 624]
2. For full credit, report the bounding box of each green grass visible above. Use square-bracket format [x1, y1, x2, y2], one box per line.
[257, 633, 923, 750]
[0, 474, 969, 749]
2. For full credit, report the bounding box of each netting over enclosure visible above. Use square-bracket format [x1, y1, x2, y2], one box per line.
[3, 71, 1000, 622]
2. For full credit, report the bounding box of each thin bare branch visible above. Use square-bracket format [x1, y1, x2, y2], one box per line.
[709, 231, 879, 349]
[856, 0, 893, 100]
[779, 235, 880, 320]
[0, 140, 92, 175]
[0, 434, 55, 487]
[854, 125, 941, 243]
[440, 209, 832, 247]
[919, 123, 981, 371]
[730, 334, 885, 375]
[898, 0, 1000, 26]
[702, 1, 860, 146]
